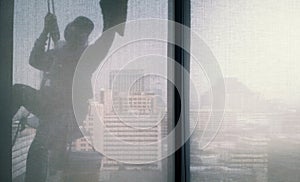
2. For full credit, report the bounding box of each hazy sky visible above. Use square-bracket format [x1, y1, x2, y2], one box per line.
[191, 0, 300, 104]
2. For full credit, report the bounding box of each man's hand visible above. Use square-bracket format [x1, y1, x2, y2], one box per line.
[44, 13, 60, 43]
[100, 0, 128, 36]
[44, 13, 58, 33]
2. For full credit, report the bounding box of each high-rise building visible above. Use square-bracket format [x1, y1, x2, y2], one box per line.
[101, 113, 162, 170]
[72, 101, 104, 152]
[12, 122, 35, 181]
[112, 92, 163, 115]
[79, 69, 167, 172]
[109, 69, 144, 93]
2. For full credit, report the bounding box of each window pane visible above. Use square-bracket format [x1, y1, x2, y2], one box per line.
[12, 0, 169, 181]
[191, 0, 300, 181]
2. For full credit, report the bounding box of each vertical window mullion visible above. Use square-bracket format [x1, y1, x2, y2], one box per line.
[0, 0, 14, 181]
[168, 0, 190, 182]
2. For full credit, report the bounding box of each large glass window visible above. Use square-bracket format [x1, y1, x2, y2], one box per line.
[190, 0, 300, 181]
[12, 0, 169, 181]
[11, 0, 300, 181]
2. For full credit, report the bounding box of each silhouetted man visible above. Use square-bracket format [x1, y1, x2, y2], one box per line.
[12, 0, 128, 181]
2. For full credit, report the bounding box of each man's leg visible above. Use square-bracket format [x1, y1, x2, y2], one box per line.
[24, 138, 49, 182]
[12, 84, 41, 118]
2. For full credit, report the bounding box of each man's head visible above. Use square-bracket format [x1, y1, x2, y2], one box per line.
[64, 16, 94, 47]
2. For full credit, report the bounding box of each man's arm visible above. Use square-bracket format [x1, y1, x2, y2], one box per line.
[101, 0, 128, 36]
[82, 31, 116, 74]
[29, 29, 52, 71]
[81, 0, 128, 74]
[29, 13, 58, 71]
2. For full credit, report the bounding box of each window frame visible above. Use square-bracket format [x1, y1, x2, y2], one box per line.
[168, 0, 191, 182]
[0, 0, 14, 181]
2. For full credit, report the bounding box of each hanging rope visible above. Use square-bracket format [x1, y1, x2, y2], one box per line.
[48, 0, 55, 14]
[47, 0, 58, 51]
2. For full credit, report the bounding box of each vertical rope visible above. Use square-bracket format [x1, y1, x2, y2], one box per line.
[47, 0, 51, 51]
[51, 0, 55, 14]
[47, 0, 56, 51]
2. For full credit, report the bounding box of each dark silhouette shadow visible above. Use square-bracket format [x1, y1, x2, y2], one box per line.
[12, 0, 128, 181]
